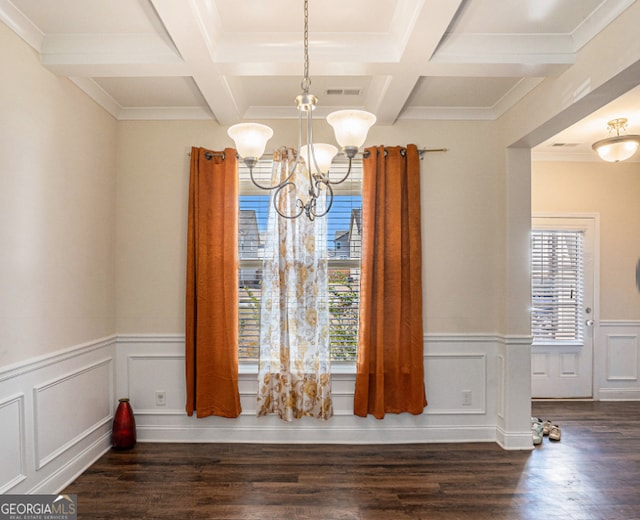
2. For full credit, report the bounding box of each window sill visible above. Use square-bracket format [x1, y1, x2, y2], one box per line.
[532, 341, 585, 348]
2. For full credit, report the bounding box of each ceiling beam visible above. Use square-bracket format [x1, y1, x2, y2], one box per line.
[372, 0, 465, 125]
[149, 0, 240, 124]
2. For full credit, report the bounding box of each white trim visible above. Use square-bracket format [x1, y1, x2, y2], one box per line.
[497, 354, 505, 419]
[495, 427, 535, 451]
[117, 332, 528, 344]
[0, 335, 117, 383]
[0, 0, 44, 52]
[136, 425, 498, 445]
[117, 334, 183, 344]
[69, 77, 121, 119]
[117, 106, 214, 121]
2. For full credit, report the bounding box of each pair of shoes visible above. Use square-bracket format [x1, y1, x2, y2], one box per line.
[531, 417, 544, 445]
[548, 424, 561, 441]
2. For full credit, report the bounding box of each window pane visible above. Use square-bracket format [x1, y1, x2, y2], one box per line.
[238, 194, 266, 361]
[531, 230, 584, 343]
[239, 270, 261, 360]
[329, 267, 360, 360]
[328, 196, 361, 259]
[238, 265, 361, 362]
[239, 195, 268, 260]
[238, 158, 362, 362]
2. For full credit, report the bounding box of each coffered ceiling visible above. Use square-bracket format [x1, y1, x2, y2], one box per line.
[2, 0, 639, 160]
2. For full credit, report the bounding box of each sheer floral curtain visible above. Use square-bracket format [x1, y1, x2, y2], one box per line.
[185, 147, 242, 419]
[354, 144, 427, 419]
[257, 147, 333, 420]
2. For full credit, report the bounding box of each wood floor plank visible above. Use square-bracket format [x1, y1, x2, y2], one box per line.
[63, 401, 640, 519]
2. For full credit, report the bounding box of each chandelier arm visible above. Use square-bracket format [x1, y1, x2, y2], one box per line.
[304, 196, 316, 221]
[273, 182, 304, 220]
[248, 164, 295, 192]
[305, 111, 319, 200]
[297, 103, 304, 155]
[325, 156, 353, 186]
[309, 180, 333, 219]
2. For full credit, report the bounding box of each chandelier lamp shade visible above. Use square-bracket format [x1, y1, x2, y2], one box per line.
[226, 0, 376, 220]
[227, 123, 274, 168]
[592, 117, 640, 162]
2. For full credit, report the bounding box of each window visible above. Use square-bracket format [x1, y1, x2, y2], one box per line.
[238, 158, 362, 362]
[531, 229, 584, 344]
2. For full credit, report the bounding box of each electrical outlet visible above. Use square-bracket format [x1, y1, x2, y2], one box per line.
[462, 390, 472, 406]
[155, 390, 166, 406]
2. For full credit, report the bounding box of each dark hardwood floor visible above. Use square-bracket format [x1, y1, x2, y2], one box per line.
[64, 401, 640, 519]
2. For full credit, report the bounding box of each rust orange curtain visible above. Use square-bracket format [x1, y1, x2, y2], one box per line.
[354, 144, 427, 419]
[185, 147, 242, 418]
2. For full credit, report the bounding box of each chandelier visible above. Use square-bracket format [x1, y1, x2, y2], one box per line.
[226, 0, 376, 220]
[592, 117, 640, 162]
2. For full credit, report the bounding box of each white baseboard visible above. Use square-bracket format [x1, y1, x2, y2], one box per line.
[136, 424, 498, 445]
[495, 427, 535, 451]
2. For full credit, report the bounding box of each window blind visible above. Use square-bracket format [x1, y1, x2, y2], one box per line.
[238, 157, 362, 361]
[531, 230, 584, 343]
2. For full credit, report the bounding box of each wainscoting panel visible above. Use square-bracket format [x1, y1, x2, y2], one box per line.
[128, 354, 186, 413]
[0, 393, 26, 493]
[598, 321, 640, 400]
[34, 358, 113, 470]
[606, 335, 638, 381]
[0, 337, 116, 494]
[531, 352, 548, 376]
[424, 354, 486, 414]
[116, 334, 532, 449]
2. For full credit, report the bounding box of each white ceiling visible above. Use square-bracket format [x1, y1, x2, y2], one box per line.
[2, 0, 639, 161]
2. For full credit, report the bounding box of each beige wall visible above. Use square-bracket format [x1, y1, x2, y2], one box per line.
[2, 0, 639, 370]
[115, 119, 506, 335]
[0, 23, 117, 367]
[532, 160, 640, 321]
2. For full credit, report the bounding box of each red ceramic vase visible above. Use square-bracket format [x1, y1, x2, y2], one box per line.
[112, 398, 136, 449]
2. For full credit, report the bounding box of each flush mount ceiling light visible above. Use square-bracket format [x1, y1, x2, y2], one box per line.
[592, 117, 640, 162]
[226, 0, 376, 220]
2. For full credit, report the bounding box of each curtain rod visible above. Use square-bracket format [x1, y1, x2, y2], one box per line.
[190, 148, 448, 160]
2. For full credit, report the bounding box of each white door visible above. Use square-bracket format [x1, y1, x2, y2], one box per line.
[531, 216, 597, 398]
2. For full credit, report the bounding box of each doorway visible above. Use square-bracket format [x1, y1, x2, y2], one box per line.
[531, 215, 597, 398]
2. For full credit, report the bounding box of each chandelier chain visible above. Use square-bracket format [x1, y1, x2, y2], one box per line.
[302, 0, 310, 92]
[226, 0, 377, 219]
